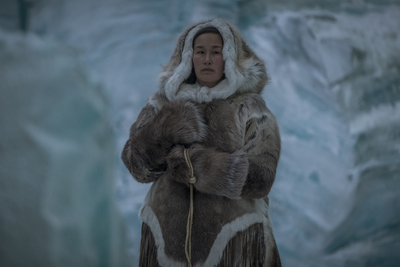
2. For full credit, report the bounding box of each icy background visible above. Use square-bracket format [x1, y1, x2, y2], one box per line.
[1, 0, 399, 266]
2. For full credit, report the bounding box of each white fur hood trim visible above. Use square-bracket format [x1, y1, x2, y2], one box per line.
[158, 19, 268, 103]
[175, 80, 233, 103]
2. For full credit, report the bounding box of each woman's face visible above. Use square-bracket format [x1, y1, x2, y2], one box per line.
[192, 33, 225, 88]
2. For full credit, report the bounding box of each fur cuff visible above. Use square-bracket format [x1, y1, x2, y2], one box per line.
[166, 144, 249, 199]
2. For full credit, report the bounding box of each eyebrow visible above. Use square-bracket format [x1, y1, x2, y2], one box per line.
[194, 45, 222, 49]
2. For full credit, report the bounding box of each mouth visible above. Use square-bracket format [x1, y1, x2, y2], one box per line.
[201, 68, 214, 72]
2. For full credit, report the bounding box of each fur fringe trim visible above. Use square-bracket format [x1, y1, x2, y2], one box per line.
[216, 223, 265, 267]
[139, 199, 280, 267]
[139, 222, 161, 267]
[140, 222, 268, 267]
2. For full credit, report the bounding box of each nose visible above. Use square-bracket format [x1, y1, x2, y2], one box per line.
[203, 53, 212, 65]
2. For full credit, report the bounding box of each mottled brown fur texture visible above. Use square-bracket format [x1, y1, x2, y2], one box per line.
[121, 19, 281, 266]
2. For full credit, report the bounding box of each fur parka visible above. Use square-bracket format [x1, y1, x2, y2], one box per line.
[122, 19, 281, 267]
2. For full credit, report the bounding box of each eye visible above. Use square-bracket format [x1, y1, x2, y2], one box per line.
[196, 51, 204, 54]
[212, 51, 220, 54]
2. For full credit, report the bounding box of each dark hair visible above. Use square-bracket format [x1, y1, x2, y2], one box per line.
[185, 27, 225, 85]
[192, 27, 223, 48]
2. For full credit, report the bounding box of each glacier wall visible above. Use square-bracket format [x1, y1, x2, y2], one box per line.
[1, 0, 399, 266]
[0, 30, 129, 266]
[247, 8, 400, 267]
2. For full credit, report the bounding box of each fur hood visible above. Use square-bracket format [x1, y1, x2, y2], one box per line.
[158, 19, 268, 103]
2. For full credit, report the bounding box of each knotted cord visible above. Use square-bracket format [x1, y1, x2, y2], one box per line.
[184, 148, 197, 267]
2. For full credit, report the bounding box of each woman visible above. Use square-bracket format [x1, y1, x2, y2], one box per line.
[122, 19, 281, 267]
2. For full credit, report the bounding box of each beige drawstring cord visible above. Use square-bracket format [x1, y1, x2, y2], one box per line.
[184, 148, 197, 267]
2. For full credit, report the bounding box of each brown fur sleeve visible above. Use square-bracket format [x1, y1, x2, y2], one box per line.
[121, 96, 207, 183]
[121, 103, 164, 183]
[240, 101, 281, 199]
